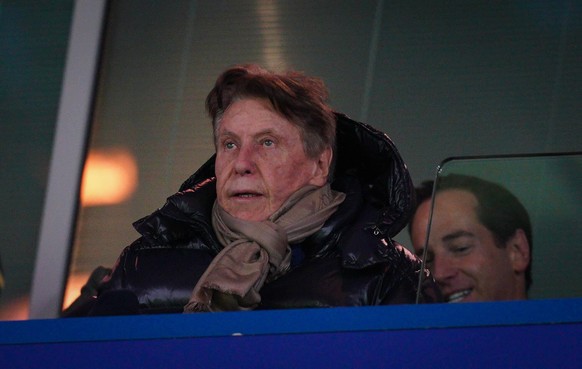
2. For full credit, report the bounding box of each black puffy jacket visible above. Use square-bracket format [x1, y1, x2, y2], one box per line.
[63, 114, 440, 316]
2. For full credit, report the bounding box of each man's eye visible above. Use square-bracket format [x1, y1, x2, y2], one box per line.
[262, 139, 274, 147]
[225, 142, 236, 150]
[450, 244, 471, 254]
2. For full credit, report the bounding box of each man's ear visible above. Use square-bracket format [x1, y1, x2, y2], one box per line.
[508, 229, 530, 273]
[309, 147, 333, 186]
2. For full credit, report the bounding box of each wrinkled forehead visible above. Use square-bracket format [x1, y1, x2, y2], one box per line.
[214, 97, 300, 135]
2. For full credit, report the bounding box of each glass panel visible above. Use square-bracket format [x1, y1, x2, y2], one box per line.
[416, 153, 582, 302]
[0, 1, 73, 320]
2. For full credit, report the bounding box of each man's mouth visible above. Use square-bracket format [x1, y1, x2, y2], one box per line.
[446, 289, 472, 303]
[234, 192, 261, 198]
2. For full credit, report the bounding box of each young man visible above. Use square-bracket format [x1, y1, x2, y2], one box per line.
[410, 175, 532, 303]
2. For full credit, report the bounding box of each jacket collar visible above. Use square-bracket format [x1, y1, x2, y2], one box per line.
[170, 113, 414, 268]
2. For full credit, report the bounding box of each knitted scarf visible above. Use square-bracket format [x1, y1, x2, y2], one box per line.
[183, 184, 345, 312]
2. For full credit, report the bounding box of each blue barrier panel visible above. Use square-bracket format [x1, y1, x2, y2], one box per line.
[1, 299, 581, 368]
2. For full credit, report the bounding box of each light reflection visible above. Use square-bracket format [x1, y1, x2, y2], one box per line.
[256, 1, 287, 70]
[0, 296, 28, 321]
[62, 272, 91, 311]
[80, 148, 138, 206]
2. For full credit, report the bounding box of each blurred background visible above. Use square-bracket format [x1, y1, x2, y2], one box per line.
[1, 0, 580, 319]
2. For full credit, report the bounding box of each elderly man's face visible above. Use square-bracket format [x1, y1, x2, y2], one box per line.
[411, 189, 527, 303]
[214, 98, 331, 221]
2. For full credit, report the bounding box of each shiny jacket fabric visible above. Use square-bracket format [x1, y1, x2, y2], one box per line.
[64, 113, 439, 317]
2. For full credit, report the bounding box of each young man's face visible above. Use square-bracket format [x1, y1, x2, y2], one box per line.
[411, 189, 526, 303]
[214, 98, 331, 221]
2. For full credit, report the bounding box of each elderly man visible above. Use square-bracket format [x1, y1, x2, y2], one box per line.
[409, 174, 532, 303]
[64, 64, 438, 316]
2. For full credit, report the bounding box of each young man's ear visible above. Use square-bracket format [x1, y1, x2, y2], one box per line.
[508, 228, 530, 273]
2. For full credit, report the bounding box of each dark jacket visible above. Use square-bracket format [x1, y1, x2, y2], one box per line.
[63, 113, 439, 317]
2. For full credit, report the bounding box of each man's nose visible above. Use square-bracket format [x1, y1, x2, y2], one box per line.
[233, 145, 256, 175]
[432, 254, 457, 283]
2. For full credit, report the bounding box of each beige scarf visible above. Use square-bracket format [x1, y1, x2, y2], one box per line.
[183, 184, 345, 312]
